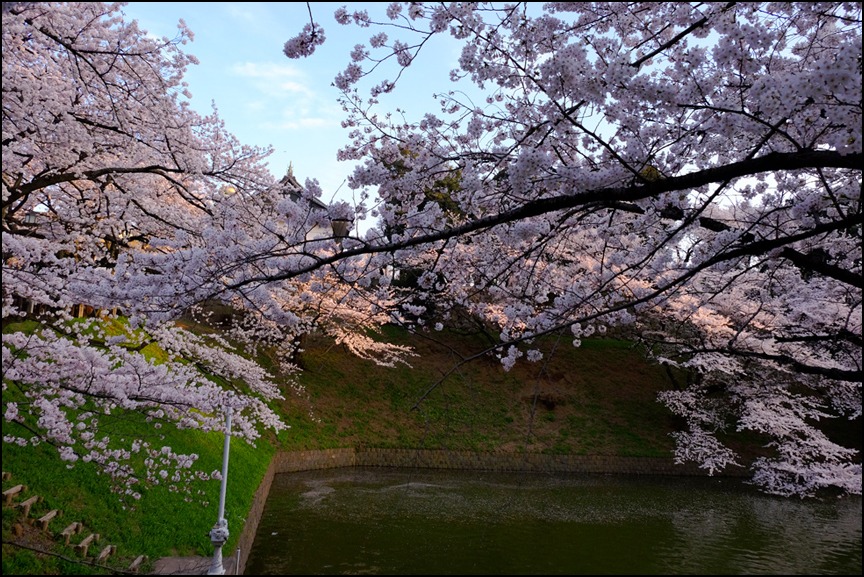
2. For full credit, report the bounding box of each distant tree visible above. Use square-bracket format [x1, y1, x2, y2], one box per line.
[282, 2, 862, 497]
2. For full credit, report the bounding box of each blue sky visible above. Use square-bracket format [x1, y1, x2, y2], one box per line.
[120, 2, 464, 224]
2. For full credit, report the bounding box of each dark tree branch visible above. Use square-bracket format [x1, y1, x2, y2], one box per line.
[228, 149, 862, 289]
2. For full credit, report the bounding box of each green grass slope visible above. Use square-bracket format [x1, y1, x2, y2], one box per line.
[279, 326, 684, 458]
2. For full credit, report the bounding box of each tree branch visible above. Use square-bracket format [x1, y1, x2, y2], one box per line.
[228, 149, 862, 289]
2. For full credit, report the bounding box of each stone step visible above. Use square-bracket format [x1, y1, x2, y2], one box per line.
[36, 509, 62, 531]
[2, 484, 26, 505]
[128, 554, 148, 573]
[95, 544, 116, 563]
[60, 521, 83, 546]
[14, 494, 42, 520]
[75, 532, 100, 557]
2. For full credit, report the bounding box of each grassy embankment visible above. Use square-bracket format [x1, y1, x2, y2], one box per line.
[2, 317, 755, 574]
[283, 325, 686, 456]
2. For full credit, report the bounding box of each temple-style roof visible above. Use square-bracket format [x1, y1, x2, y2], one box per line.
[278, 168, 328, 212]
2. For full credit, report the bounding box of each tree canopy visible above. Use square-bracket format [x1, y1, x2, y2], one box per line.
[1, 1, 402, 501]
[286, 2, 862, 497]
[3, 2, 861, 499]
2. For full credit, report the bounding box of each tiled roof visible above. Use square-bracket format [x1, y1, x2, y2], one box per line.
[278, 173, 328, 212]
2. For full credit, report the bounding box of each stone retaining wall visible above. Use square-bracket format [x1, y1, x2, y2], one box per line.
[351, 448, 719, 475]
[232, 448, 746, 575]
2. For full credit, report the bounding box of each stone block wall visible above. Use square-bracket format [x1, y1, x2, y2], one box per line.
[351, 448, 717, 475]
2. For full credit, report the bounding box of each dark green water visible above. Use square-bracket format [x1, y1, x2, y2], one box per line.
[245, 467, 862, 575]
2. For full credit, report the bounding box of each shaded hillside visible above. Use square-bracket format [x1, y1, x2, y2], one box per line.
[276, 325, 688, 458]
[277, 323, 863, 470]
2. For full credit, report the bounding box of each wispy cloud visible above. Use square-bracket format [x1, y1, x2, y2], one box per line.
[267, 117, 333, 131]
[231, 62, 314, 98]
[224, 5, 259, 23]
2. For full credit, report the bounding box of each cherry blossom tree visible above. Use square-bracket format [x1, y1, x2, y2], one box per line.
[3, 1, 860, 503]
[1, 1, 405, 499]
[281, 2, 862, 497]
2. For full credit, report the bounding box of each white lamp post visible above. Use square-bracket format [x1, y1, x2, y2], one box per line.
[208, 403, 233, 575]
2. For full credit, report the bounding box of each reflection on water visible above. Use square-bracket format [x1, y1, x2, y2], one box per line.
[245, 467, 862, 575]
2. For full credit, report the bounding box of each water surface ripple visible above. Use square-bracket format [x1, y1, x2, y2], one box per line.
[246, 467, 862, 575]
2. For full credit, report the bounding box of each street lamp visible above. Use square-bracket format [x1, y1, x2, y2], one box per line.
[330, 217, 352, 240]
[208, 403, 233, 575]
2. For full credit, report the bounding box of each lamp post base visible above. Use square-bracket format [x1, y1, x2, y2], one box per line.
[207, 519, 229, 575]
[207, 548, 225, 575]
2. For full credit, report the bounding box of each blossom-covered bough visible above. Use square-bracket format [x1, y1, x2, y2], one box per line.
[280, 2, 862, 497]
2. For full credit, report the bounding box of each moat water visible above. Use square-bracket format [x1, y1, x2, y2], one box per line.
[245, 466, 862, 575]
